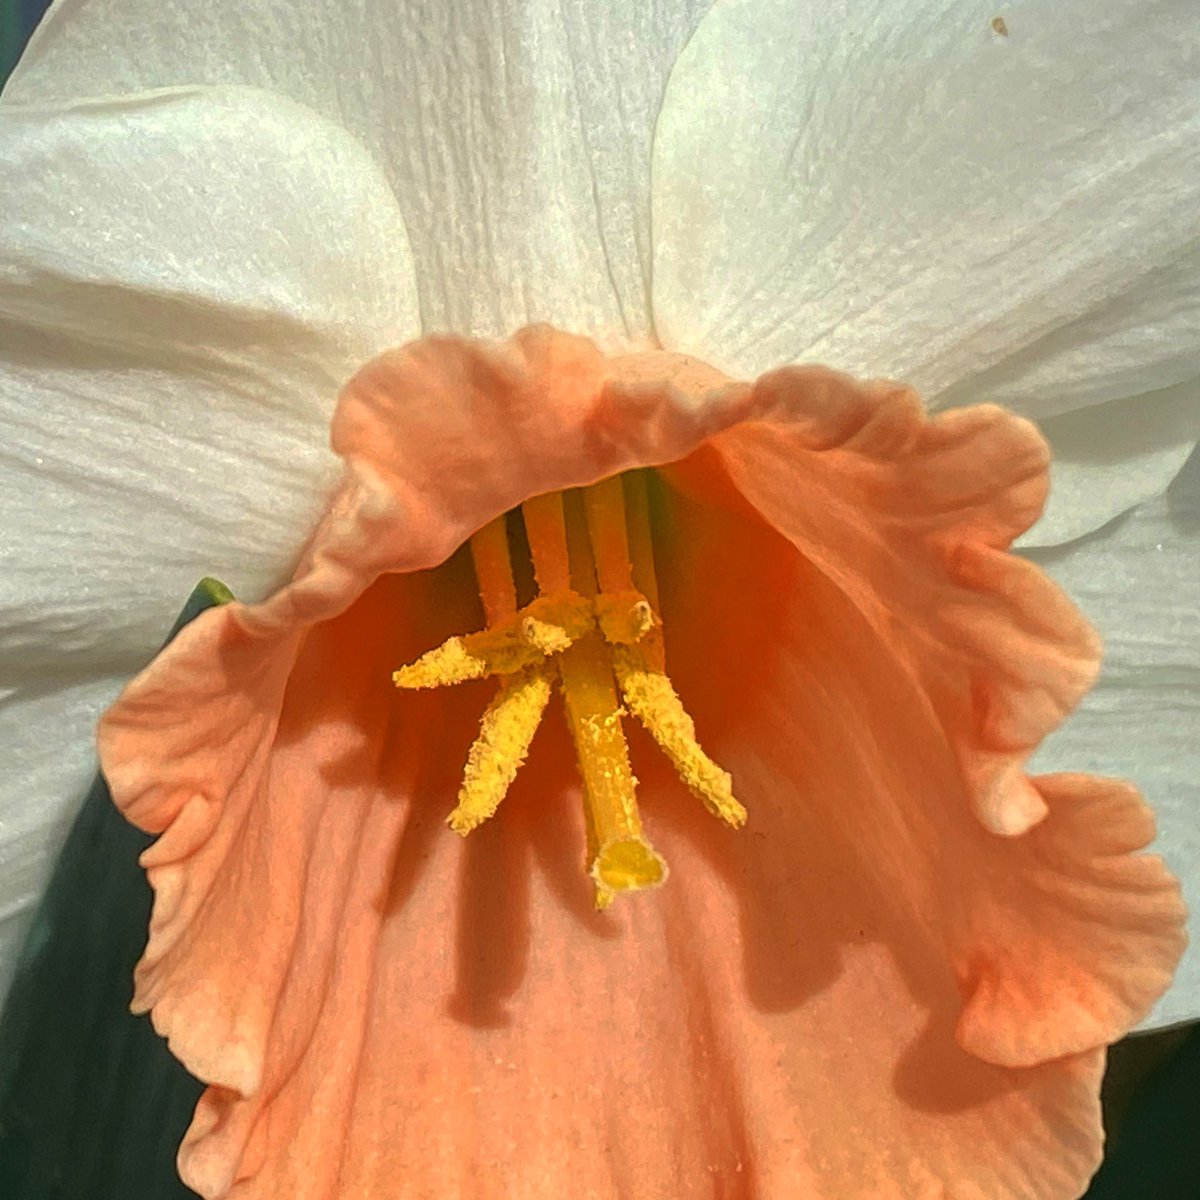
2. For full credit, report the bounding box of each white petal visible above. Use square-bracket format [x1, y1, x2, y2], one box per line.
[1026, 447, 1200, 1028]
[934, 245, 1200, 420]
[1022, 383, 1200, 547]
[6, 0, 713, 343]
[0, 675, 124, 1008]
[653, 0, 1200, 400]
[0, 88, 420, 670]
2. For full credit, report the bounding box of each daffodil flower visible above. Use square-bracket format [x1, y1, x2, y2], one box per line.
[0, 1, 1196, 1197]
[96, 325, 1188, 1198]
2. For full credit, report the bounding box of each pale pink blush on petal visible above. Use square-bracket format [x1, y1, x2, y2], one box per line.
[98, 328, 1184, 1199]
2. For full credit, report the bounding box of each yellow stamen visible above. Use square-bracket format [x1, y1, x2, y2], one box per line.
[443, 519, 550, 833]
[611, 644, 747, 828]
[520, 592, 593, 654]
[448, 663, 553, 834]
[523, 491, 658, 886]
[391, 470, 744, 904]
[593, 591, 655, 645]
[392, 591, 594, 689]
[583, 477, 655, 642]
[392, 624, 534, 689]
[393, 508, 591, 691]
[586, 474, 746, 827]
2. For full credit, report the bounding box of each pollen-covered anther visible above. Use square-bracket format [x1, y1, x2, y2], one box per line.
[391, 623, 532, 689]
[393, 592, 593, 690]
[593, 590, 655, 645]
[519, 590, 595, 654]
[447, 662, 554, 834]
[612, 640, 747, 829]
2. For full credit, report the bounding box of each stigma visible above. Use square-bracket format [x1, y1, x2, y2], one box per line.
[393, 471, 745, 908]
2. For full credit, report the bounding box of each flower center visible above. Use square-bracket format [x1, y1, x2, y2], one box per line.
[393, 471, 745, 908]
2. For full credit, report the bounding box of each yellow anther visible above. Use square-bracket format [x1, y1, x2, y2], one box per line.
[408, 518, 548, 834]
[448, 663, 554, 834]
[589, 472, 662, 659]
[593, 591, 655, 645]
[392, 624, 534, 689]
[519, 591, 594, 654]
[394, 592, 594, 690]
[612, 639, 747, 828]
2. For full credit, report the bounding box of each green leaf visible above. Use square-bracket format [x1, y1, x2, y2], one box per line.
[1084, 1025, 1200, 1199]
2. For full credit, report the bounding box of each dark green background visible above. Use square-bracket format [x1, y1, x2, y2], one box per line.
[1, 0, 44, 81]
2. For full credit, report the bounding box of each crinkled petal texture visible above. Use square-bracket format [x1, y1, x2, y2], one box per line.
[1027, 447, 1200, 1028]
[99, 329, 1184, 1200]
